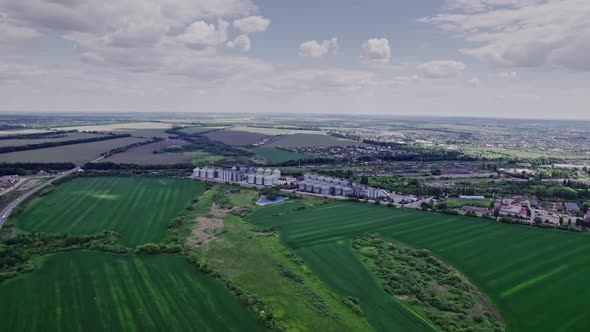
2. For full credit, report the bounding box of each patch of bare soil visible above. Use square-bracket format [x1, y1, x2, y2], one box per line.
[186, 216, 224, 247]
[210, 202, 230, 218]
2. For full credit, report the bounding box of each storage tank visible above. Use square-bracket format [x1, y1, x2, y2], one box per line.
[199, 168, 206, 178]
[256, 175, 264, 185]
[298, 181, 306, 190]
[334, 185, 343, 196]
[264, 168, 272, 175]
[303, 174, 311, 181]
[206, 168, 215, 179]
[342, 187, 353, 197]
[247, 173, 256, 184]
[264, 175, 273, 186]
[318, 176, 326, 183]
[272, 174, 279, 185]
[320, 185, 330, 195]
[309, 174, 318, 181]
[192, 167, 201, 178]
[256, 167, 264, 174]
[305, 183, 314, 192]
[313, 184, 321, 194]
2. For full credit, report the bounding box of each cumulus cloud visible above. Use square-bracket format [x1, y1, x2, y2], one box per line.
[227, 34, 251, 52]
[361, 38, 391, 65]
[177, 19, 229, 49]
[468, 77, 481, 87]
[420, 0, 590, 71]
[417, 60, 466, 78]
[298, 38, 339, 58]
[232, 16, 271, 33]
[496, 71, 517, 78]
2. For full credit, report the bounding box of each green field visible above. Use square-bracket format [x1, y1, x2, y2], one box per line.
[0, 251, 263, 331]
[13, 177, 206, 246]
[444, 198, 492, 209]
[246, 201, 590, 332]
[253, 147, 310, 163]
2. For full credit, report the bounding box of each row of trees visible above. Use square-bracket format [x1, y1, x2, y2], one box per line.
[0, 133, 132, 154]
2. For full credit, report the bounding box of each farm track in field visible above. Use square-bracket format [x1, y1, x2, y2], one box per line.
[246, 201, 590, 332]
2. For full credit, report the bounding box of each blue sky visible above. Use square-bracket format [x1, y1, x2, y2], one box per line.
[0, 0, 588, 119]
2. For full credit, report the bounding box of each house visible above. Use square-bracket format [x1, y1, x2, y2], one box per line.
[530, 198, 540, 208]
[563, 202, 581, 214]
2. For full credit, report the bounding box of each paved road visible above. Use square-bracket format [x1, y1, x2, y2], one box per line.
[0, 166, 81, 230]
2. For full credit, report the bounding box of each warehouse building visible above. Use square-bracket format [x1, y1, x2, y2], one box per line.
[298, 173, 389, 200]
[192, 166, 281, 187]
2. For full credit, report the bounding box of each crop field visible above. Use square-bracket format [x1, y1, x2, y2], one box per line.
[13, 177, 206, 246]
[230, 126, 321, 135]
[264, 134, 363, 148]
[54, 122, 173, 133]
[0, 132, 105, 148]
[246, 201, 590, 332]
[0, 137, 146, 165]
[444, 198, 492, 209]
[179, 126, 227, 135]
[204, 129, 269, 146]
[104, 140, 192, 165]
[0, 251, 263, 332]
[253, 147, 310, 163]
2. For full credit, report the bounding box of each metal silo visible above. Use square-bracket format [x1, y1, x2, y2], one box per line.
[342, 187, 353, 197]
[313, 184, 321, 194]
[334, 186, 343, 196]
[256, 175, 264, 185]
[320, 185, 330, 195]
[264, 175, 273, 186]
[206, 168, 214, 179]
[247, 173, 256, 184]
[298, 181, 306, 190]
[305, 182, 314, 192]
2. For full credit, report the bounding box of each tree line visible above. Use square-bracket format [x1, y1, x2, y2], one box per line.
[0, 133, 132, 154]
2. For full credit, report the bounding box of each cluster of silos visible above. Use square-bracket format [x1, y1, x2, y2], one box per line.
[247, 168, 281, 186]
[298, 173, 355, 197]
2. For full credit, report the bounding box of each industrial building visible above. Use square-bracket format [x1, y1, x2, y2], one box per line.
[297, 173, 389, 200]
[192, 165, 281, 187]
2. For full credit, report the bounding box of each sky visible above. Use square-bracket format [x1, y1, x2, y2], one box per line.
[0, 0, 589, 119]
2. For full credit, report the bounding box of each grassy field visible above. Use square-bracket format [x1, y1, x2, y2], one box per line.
[179, 126, 227, 135]
[204, 129, 269, 146]
[444, 198, 492, 209]
[192, 187, 373, 331]
[246, 201, 590, 332]
[0, 251, 264, 332]
[253, 147, 310, 163]
[264, 134, 363, 148]
[13, 177, 206, 247]
[0, 132, 105, 148]
[104, 140, 192, 165]
[0, 137, 146, 164]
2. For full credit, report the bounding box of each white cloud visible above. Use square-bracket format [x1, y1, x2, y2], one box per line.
[361, 38, 391, 65]
[177, 19, 229, 49]
[417, 60, 466, 78]
[421, 0, 590, 71]
[298, 38, 339, 58]
[468, 77, 481, 87]
[227, 34, 251, 52]
[496, 71, 517, 78]
[232, 16, 271, 34]
[0, 62, 42, 81]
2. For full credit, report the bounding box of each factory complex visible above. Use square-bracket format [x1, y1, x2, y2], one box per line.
[298, 173, 390, 200]
[192, 166, 281, 186]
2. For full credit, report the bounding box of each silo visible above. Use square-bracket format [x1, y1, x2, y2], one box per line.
[342, 187, 353, 197]
[192, 167, 201, 178]
[264, 168, 272, 175]
[206, 168, 215, 179]
[305, 182, 314, 192]
[303, 174, 311, 181]
[313, 184, 321, 194]
[334, 186, 343, 196]
[256, 175, 264, 185]
[247, 173, 256, 184]
[309, 174, 318, 181]
[298, 181, 306, 190]
[320, 185, 330, 195]
[199, 168, 206, 178]
[318, 176, 326, 183]
[264, 175, 273, 186]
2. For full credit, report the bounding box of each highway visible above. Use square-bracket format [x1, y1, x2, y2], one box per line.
[0, 166, 81, 230]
